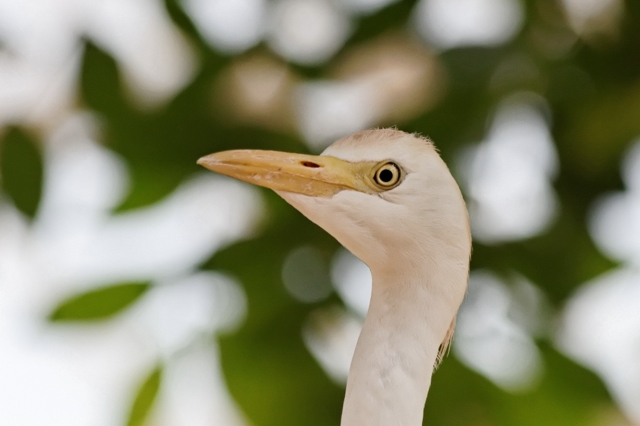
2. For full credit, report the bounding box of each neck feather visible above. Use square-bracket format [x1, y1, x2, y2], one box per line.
[340, 256, 468, 426]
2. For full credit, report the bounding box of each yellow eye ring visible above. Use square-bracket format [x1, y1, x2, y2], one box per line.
[373, 162, 401, 188]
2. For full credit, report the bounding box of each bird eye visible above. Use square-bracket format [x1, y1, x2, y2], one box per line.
[373, 162, 401, 189]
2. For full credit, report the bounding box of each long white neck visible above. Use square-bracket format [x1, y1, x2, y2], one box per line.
[341, 257, 467, 426]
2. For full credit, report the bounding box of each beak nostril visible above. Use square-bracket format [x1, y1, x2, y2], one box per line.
[301, 161, 321, 168]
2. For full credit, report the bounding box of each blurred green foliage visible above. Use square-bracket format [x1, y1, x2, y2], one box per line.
[49, 283, 150, 322]
[2, 0, 637, 425]
[126, 365, 163, 426]
[427, 344, 611, 425]
[0, 127, 43, 219]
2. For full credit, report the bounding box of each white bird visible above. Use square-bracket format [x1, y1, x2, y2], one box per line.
[198, 128, 471, 426]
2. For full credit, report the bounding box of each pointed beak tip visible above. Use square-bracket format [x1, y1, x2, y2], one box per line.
[197, 155, 214, 168]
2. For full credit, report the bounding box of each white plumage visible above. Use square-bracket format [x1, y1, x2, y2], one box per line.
[199, 129, 472, 425]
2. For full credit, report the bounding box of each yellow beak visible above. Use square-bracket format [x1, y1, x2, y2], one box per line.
[197, 150, 374, 197]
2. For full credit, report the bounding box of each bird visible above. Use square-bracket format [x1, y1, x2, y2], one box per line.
[198, 128, 471, 426]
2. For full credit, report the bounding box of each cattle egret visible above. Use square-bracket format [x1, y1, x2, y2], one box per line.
[198, 129, 471, 426]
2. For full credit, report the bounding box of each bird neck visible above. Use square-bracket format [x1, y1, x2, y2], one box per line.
[340, 258, 467, 426]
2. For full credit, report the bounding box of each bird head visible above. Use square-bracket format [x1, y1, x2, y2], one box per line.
[198, 129, 470, 275]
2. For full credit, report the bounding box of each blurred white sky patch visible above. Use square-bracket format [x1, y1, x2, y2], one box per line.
[0, 0, 80, 127]
[589, 140, 640, 265]
[557, 268, 640, 424]
[560, 0, 623, 38]
[153, 341, 248, 426]
[0, 0, 196, 126]
[0, 113, 260, 425]
[303, 305, 363, 384]
[302, 249, 369, 384]
[331, 248, 371, 318]
[557, 139, 640, 424]
[135, 273, 248, 355]
[414, 0, 523, 50]
[181, 0, 266, 53]
[0, 0, 78, 67]
[295, 33, 444, 149]
[85, 0, 196, 107]
[457, 94, 559, 244]
[455, 270, 547, 392]
[267, 0, 352, 65]
[0, 286, 158, 426]
[296, 80, 378, 150]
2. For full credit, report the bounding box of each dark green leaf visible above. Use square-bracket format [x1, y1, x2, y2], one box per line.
[0, 127, 44, 218]
[49, 282, 150, 322]
[127, 365, 162, 426]
[80, 41, 125, 115]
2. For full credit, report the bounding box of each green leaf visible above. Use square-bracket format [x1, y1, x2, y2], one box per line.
[0, 127, 44, 218]
[80, 41, 125, 115]
[114, 164, 185, 212]
[127, 365, 162, 426]
[49, 282, 150, 322]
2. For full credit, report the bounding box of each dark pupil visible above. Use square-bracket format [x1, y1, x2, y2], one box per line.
[379, 169, 394, 183]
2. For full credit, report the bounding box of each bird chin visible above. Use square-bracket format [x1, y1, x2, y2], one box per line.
[276, 189, 348, 242]
[274, 190, 323, 220]
[274, 189, 381, 268]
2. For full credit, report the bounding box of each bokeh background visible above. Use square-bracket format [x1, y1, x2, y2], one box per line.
[1, 0, 639, 425]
